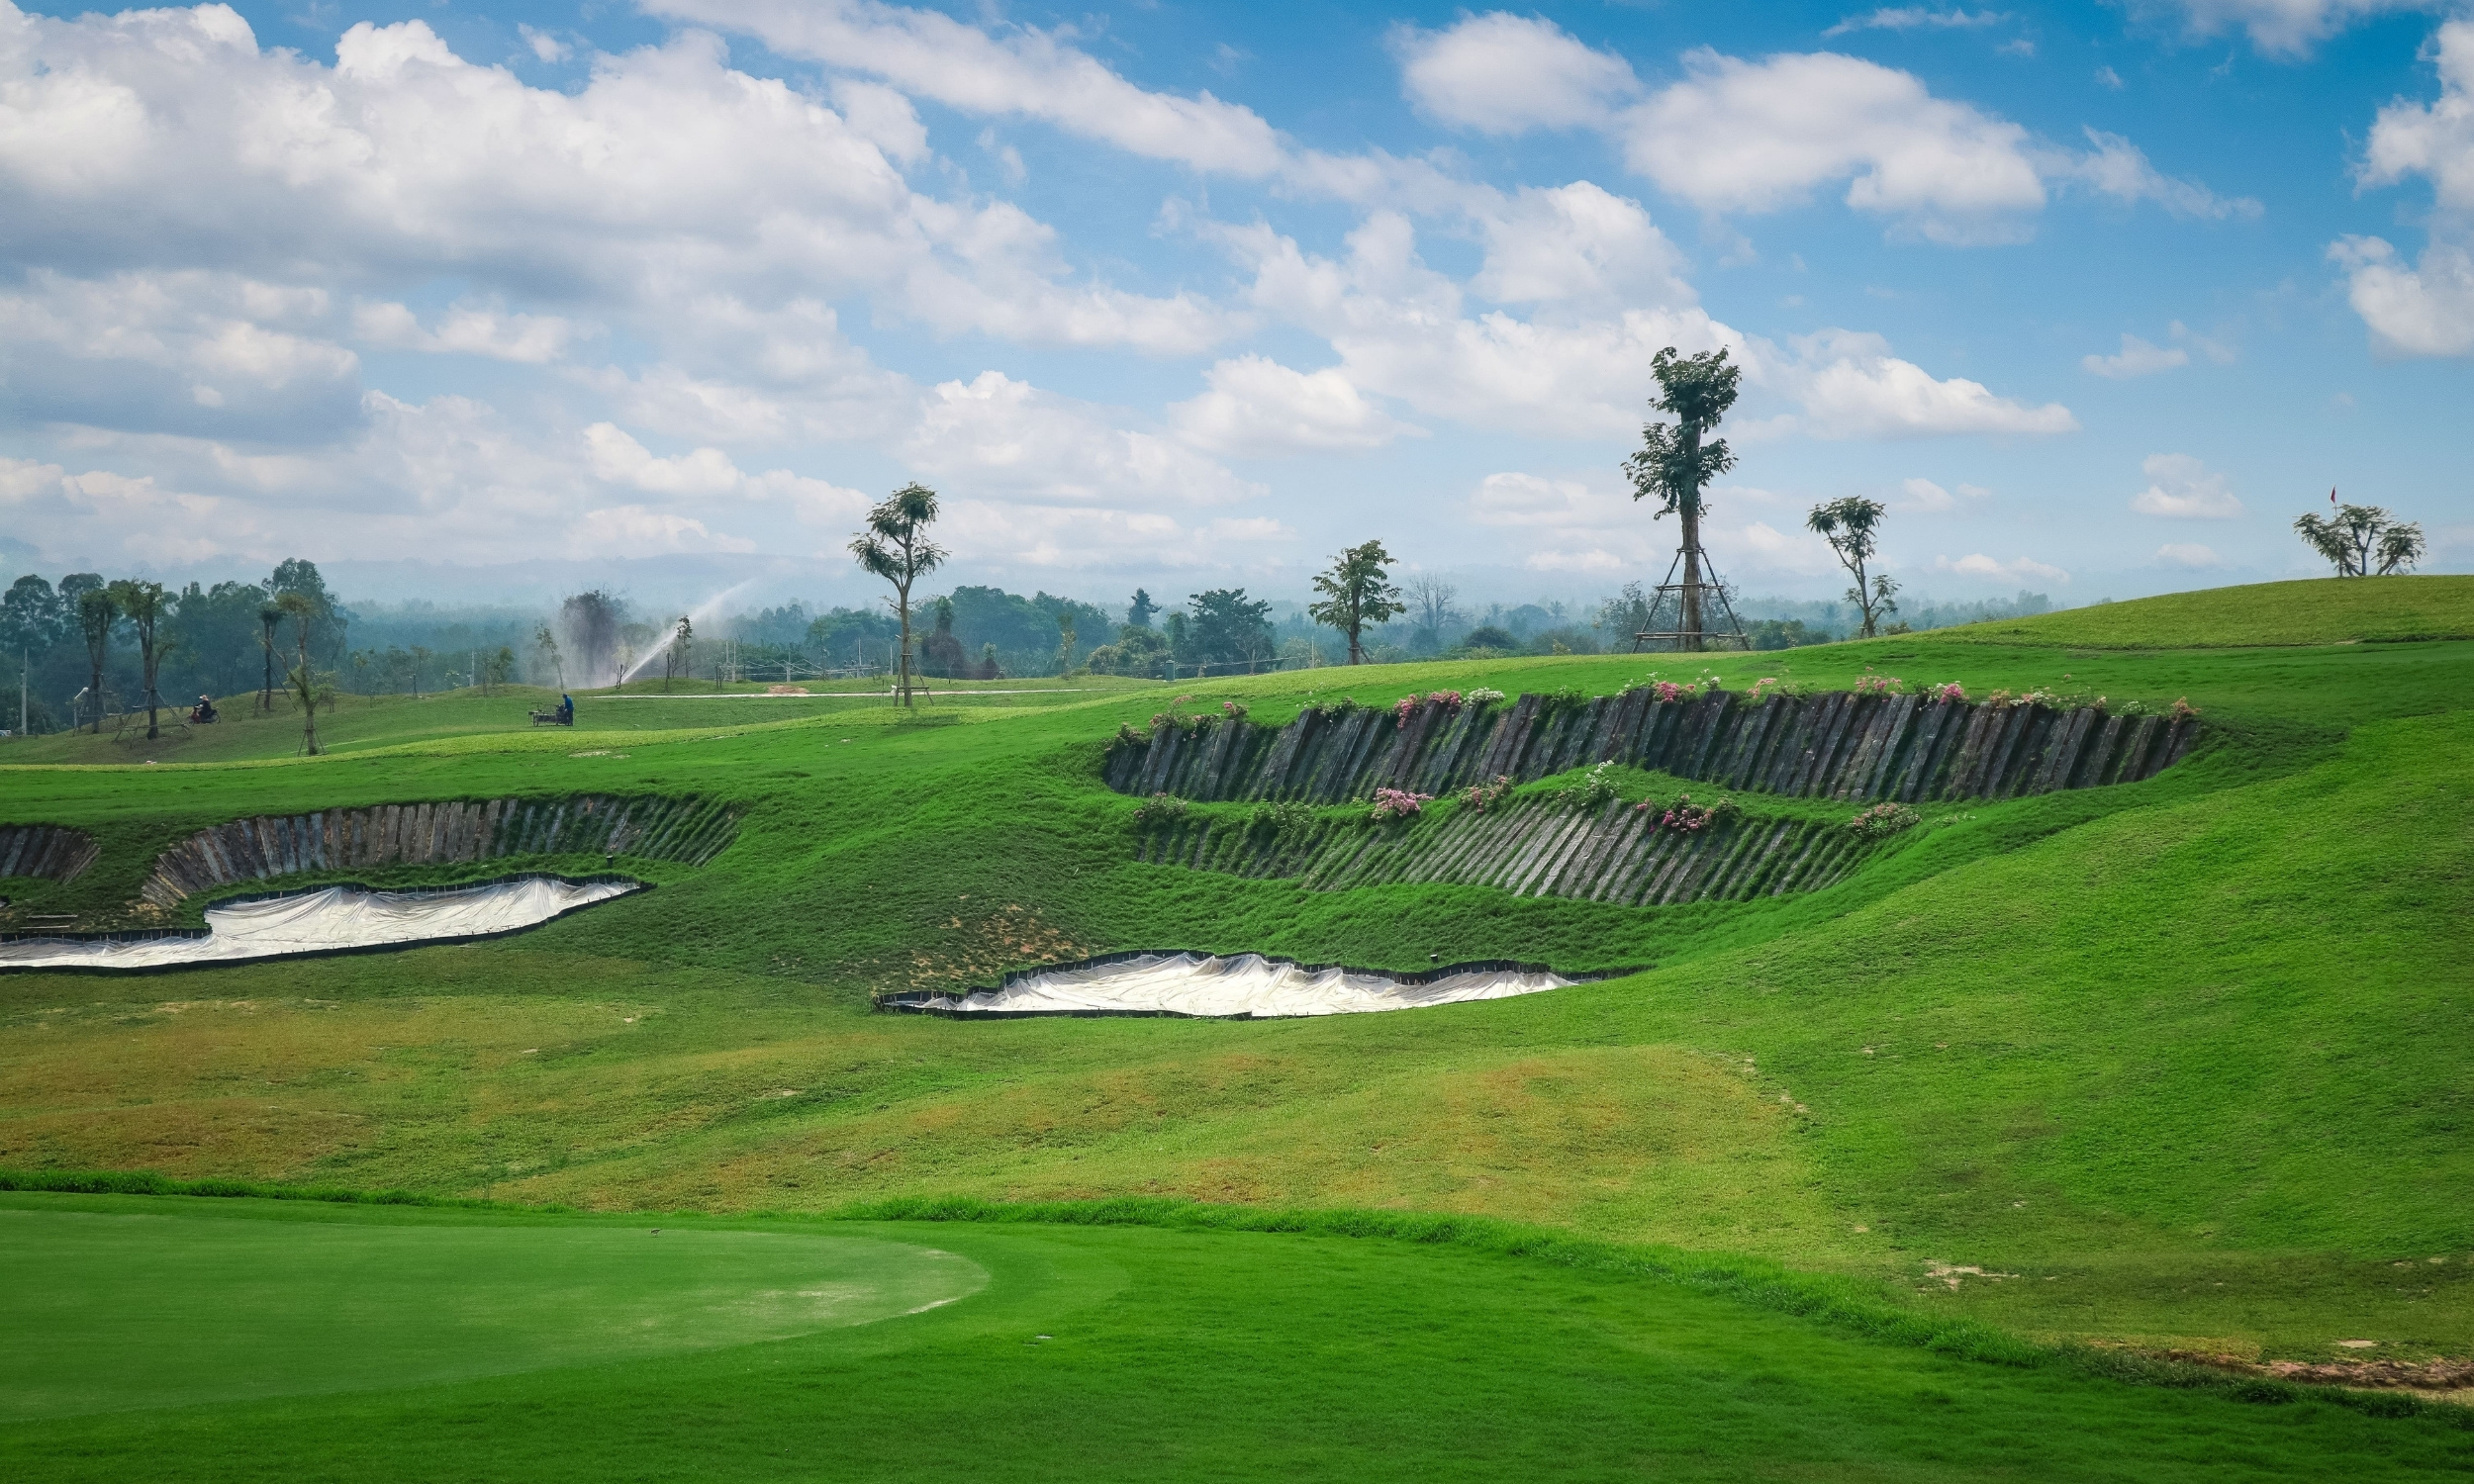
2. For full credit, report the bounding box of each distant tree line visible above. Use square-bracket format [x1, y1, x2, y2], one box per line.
[1, 560, 343, 737]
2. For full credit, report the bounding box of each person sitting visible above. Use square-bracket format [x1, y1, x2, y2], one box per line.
[190, 695, 218, 724]
[557, 693, 575, 724]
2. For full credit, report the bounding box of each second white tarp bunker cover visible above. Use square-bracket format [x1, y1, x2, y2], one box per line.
[904, 952, 1574, 1018]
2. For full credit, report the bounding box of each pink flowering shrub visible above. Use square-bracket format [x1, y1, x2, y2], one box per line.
[1391, 691, 1464, 728]
[2172, 696, 2201, 721]
[1852, 673, 1904, 696]
[1222, 699, 1249, 723]
[1650, 791, 1740, 832]
[1746, 677, 1782, 702]
[1847, 802, 1920, 840]
[1985, 687, 2060, 710]
[1369, 787, 1434, 821]
[1929, 682, 1965, 703]
[1462, 775, 1513, 812]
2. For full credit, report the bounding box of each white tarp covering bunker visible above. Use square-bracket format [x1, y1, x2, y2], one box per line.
[0, 877, 638, 974]
[884, 952, 1592, 1019]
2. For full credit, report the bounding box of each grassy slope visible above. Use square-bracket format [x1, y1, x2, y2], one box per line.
[4, 1193, 2468, 1481]
[2, 577, 2470, 1369]
[1, 676, 1153, 768]
[1934, 575, 2474, 648]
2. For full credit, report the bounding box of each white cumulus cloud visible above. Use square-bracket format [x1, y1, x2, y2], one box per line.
[1895, 476, 1993, 510]
[1938, 551, 2070, 583]
[1786, 330, 2078, 436]
[354, 301, 589, 363]
[1170, 356, 1419, 456]
[1825, 9, 2010, 36]
[646, 0, 1287, 176]
[2333, 23, 2474, 356]
[2082, 333, 2191, 378]
[1390, 13, 1642, 134]
[905, 371, 1262, 508]
[2157, 0, 2440, 57]
[2329, 238, 2474, 355]
[2052, 128, 2263, 220]
[2130, 453, 2244, 518]
[1619, 47, 2046, 242]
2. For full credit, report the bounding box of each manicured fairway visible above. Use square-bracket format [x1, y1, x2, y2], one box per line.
[2, 1193, 2468, 1482]
[5, 578, 2472, 1472]
[0, 1193, 984, 1418]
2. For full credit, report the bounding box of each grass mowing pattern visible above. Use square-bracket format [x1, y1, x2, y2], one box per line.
[2, 1192, 2468, 1481]
[0, 1192, 982, 1419]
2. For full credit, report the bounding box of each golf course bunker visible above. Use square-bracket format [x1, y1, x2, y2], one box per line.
[0, 1201, 988, 1419]
[886, 951, 1587, 1018]
[0, 877, 637, 974]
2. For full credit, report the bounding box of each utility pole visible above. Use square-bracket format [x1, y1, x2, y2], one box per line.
[18, 647, 26, 737]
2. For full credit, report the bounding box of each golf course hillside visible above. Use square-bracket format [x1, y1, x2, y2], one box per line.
[4, 576, 2472, 1477]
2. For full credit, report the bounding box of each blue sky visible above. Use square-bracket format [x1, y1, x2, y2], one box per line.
[0, 0, 2467, 609]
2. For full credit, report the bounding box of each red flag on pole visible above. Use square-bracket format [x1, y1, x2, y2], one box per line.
[2331, 488, 2338, 504]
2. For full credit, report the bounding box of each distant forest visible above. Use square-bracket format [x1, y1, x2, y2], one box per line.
[1, 558, 2059, 734]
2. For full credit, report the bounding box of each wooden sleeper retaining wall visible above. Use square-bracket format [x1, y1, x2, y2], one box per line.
[138, 795, 738, 908]
[0, 826, 100, 883]
[1106, 690, 2194, 806]
[1133, 796, 1870, 908]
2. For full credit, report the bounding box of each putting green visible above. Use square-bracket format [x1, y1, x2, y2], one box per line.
[0, 1196, 987, 1419]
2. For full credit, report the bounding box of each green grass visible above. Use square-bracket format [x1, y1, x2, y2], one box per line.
[1, 675, 1155, 768]
[2, 1192, 2467, 1481]
[1, 576, 2470, 1469]
[1925, 575, 2474, 649]
[0, 1192, 981, 1419]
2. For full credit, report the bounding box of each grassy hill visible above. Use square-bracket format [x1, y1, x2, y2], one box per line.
[1923, 574, 2474, 649]
[3, 576, 2470, 1472]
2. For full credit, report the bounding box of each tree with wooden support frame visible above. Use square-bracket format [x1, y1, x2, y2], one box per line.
[1623, 346, 1746, 652]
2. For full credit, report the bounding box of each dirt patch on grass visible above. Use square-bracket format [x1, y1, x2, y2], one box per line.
[2159, 1348, 2474, 1395]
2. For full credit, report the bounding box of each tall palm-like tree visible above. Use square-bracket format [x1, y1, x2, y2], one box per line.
[257, 603, 283, 712]
[850, 484, 946, 707]
[277, 593, 322, 755]
[107, 580, 173, 739]
[76, 587, 117, 733]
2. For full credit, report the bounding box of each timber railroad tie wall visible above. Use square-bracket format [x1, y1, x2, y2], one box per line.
[1135, 796, 1869, 907]
[1105, 689, 2197, 806]
[0, 826, 101, 883]
[139, 794, 739, 908]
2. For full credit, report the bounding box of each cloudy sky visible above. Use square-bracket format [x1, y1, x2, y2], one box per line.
[0, 0, 2467, 606]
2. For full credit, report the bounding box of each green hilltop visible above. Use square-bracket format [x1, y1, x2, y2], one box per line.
[3, 575, 2471, 1476]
